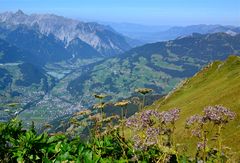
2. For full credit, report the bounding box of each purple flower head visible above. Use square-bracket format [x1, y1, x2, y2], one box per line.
[191, 129, 201, 138]
[186, 115, 205, 127]
[132, 135, 147, 151]
[146, 127, 160, 138]
[145, 137, 157, 146]
[144, 127, 161, 146]
[140, 110, 159, 127]
[125, 115, 140, 129]
[204, 105, 236, 124]
[159, 108, 180, 123]
[197, 142, 206, 150]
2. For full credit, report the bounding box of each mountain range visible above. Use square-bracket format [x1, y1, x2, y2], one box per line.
[153, 24, 240, 41]
[107, 23, 240, 42]
[0, 10, 132, 56]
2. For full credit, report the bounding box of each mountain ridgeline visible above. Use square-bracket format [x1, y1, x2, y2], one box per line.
[152, 24, 240, 42]
[108, 23, 240, 42]
[0, 10, 132, 58]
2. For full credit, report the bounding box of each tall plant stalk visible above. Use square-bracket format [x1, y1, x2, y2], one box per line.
[135, 88, 153, 111]
[217, 124, 223, 162]
[121, 107, 125, 138]
[114, 100, 130, 138]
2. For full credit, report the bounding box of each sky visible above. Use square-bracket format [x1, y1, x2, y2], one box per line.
[0, 0, 239, 26]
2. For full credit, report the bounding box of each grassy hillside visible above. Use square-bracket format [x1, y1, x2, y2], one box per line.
[147, 55, 240, 157]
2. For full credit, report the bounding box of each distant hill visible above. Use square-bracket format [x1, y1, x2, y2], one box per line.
[103, 22, 170, 43]
[0, 10, 132, 56]
[147, 55, 240, 157]
[108, 24, 240, 43]
[67, 32, 240, 106]
[152, 24, 240, 42]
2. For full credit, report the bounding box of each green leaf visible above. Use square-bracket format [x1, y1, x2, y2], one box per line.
[55, 142, 62, 153]
[29, 154, 34, 160]
[47, 134, 66, 144]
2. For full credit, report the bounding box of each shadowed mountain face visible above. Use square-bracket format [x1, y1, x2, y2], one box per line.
[0, 10, 132, 56]
[0, 38, 34, 63]
[0, 25, 69, 64]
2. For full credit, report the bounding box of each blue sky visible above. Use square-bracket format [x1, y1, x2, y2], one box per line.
[0, 0, 239, 26]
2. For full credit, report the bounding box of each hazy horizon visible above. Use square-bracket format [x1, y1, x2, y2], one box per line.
[0, 9, 239, 28]
[0, 0, 239, 26]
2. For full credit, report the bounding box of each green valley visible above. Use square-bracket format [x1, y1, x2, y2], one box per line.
[67, 33, 240, 107]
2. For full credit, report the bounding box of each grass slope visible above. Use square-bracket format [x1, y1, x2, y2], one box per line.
[147, 55, 240, 157]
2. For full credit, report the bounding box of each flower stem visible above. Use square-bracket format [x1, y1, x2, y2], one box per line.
[218, 124, 223, 161]
[203, 131, 207, 163]
[142, 95, 145, 110]
[171, 122, 175, 148]
[121, 107, 125, 138]
[87, 123, 92, 139]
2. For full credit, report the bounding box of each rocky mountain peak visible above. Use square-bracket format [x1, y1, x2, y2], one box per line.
[0, 10, 131, 56]
[15, 9, 25, 16]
